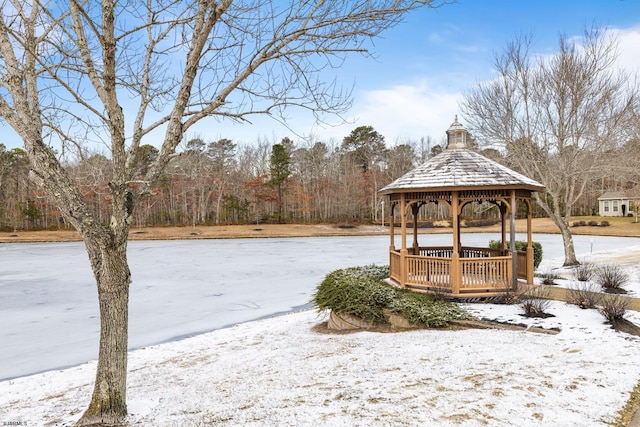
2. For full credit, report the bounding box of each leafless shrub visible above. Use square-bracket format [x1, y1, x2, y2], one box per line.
[599, 294, 629, 322]
[431, 285, 449, 302]
[540, 269, 560, 286]
[574, 261, 595, 282]
[496, 284, 521, 305]
[520, 286, 553, 317]
[567, 281, 602, 309]
[595, 264, 629, 292]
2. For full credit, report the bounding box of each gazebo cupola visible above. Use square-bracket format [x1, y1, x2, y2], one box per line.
[446, 115, 467, 148]
[379, 117, 545, 298]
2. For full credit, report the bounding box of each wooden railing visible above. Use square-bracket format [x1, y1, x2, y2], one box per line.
[414, 246, 507, 258]
[390, 250, 401, 283]
[462, 246, 507, 258]
[415, 246, 453, 257]
[459, 256, 511, 291]
[516, 250, 527, 279]
[406, 254, 451, 291]
[390, 246, 518, 296]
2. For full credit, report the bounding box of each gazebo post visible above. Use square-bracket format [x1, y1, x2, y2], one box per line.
[510, 190, 518, 290]
[451, 191, 461, 295]
[389, 202, 395, 251]
[399, 194, 408, 287]
[500, 202, 508, 253]
[411, 204, 420, 254]
[526, 200, 534, 285]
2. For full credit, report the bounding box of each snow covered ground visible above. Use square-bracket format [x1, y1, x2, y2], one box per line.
[1, 234, 640, 425]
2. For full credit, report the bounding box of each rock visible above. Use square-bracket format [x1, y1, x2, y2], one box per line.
[327, 311, 375, 330]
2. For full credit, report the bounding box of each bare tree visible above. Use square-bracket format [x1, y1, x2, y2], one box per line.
[208, 138, 237, 224]
[0, 1, 441, 424]
[462, 28, 639, 266]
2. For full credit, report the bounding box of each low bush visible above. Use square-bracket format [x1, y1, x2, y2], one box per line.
[599, 294, 629, 322]
[387, 296, 473, 327]
[312, 265, 473, 327]
[337, 224, 356, 229]
[572, 220, 587, 227]
[464, 219, 500, 228]
[595, 264, 629, 292]
[432, 220, 451, 228]
[311, 265, 394, 324]
[567, 281, 601, 309]
[600, 221, 610, 227]
[488, 240, 543, 269]
[538, 269, 559, 286]
[574, 261, 595, 282]
[588, 220, 599, 226]
[496, 286, 521, 305]
[520, 286, 553, 317]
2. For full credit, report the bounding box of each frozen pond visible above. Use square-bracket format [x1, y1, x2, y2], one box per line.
[1, 233, 639, 380]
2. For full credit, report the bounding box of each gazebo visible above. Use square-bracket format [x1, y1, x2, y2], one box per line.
[379, 117, 545, 298]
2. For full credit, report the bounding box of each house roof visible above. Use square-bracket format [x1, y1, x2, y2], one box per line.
[598, 187, 640, 201]
[380, 118, 545, 195]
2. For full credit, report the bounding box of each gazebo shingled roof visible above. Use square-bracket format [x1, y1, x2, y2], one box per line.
[380, 146, 544, 194]
[381, 116, 544, 194]
[379, 116, 545, 298]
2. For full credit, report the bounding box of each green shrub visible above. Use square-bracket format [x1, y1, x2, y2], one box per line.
[488, 240, 543, 269]
[311, 265, 473, 327]
[388, 295, 473, 327]
[311, 265, 393, 323]
[464, 219, 500, 228]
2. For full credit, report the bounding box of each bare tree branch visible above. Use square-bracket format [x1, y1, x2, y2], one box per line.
[463, 28, 640, 265]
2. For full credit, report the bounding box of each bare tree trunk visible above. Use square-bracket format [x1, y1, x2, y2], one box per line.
[534, 192, 578, 266]
[78, 240, 130, 425]
[554, 216, 578, 266]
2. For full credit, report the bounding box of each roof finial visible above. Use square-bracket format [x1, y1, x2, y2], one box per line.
[446, 115, 467, 149]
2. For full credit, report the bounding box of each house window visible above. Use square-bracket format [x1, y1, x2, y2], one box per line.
[613, 200, 619, 212]
[604, 201, 609, 212]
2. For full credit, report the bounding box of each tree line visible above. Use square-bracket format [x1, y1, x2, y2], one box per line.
[3, 119, 636, 233]
[0, 127, 449, 230]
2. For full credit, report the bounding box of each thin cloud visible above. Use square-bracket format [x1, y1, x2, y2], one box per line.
[314, 80, 462, 144]
[611, 25, 640, 73]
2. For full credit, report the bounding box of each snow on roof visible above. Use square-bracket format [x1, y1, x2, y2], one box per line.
[598, 187, 640, 200]
[380, 118, 544, 194]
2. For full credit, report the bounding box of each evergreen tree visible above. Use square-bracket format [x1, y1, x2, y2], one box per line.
[269, 139, 292, 222]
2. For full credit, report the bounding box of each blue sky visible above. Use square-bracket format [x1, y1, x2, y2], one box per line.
[3, 0, 640, 151]
[189, 0, 640, 148]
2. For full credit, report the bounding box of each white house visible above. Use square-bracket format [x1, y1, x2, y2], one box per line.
[598, 188, 640, 217]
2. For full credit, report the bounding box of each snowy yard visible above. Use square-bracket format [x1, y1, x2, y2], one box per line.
[2, 300, 640, 426]
[1, 234, 640, 425]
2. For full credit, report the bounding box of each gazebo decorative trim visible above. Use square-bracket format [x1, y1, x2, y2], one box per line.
[379, 117, 545, 299]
